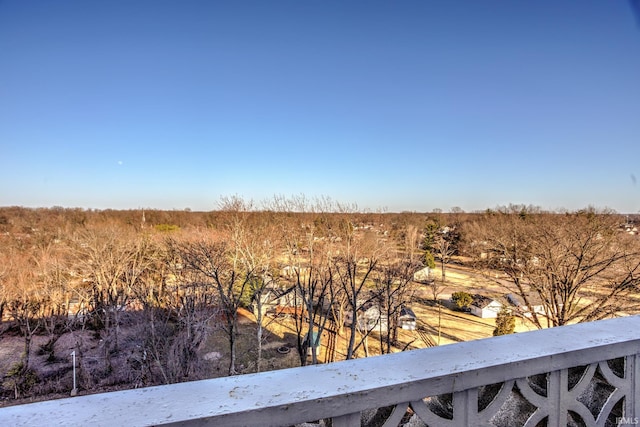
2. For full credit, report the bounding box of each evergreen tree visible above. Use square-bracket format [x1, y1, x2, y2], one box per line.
[493, 308, 516, 336]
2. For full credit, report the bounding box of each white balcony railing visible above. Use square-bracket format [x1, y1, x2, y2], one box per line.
[1, 316, 639, 427]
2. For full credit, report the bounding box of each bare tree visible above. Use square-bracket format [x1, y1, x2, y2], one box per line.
[287, 206, 334, 366]
[158, 240, 220, 381]
[8, 269, 41, 372]
[290, 261, 334, 366]
[74, 227, 139, 371]
[0, 241, 12, 332]
[172, 235, 252, 375]
[331, 226, 381, 360]
[3, 245, 43, 398]
[374, 253, 420, 354]
[423, 214, 460, 284]
[467, 207, 640, 328]
[420, 218, 453, 346]
[266, 195, 345, 365]
[404, 224, 421, 261]
[423, 259, 448, 346]
[33, 242, 74, 362]
[433, 228, 457, 283]
[219, 196, 285, 372]
[129, 244, 173, 384]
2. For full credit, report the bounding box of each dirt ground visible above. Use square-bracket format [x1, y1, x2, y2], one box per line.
[0, 323, 151, 407]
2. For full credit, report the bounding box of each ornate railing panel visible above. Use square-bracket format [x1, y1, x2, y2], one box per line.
[405, 356, 637, 427]
[1, 316, 638, 427]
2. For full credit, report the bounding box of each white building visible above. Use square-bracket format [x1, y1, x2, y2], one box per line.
[413, 267, 432, 283]
[344, 303, 388, 332]
[470, 294, 502, 319]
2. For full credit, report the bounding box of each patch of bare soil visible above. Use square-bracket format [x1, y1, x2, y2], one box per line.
[201, 308, 301, 376]
[0, 312, 188, 407]
[0, 327, 129, 407]
[0, 309, 303, 408]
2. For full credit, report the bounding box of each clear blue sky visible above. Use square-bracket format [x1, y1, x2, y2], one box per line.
[1, 1, 639, 213]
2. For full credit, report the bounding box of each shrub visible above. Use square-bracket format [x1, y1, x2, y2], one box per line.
[451, 291, 473, 310]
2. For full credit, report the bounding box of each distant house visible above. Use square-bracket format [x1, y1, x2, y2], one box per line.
[470, 294, 502, 319]
[344, 302, 388, 332]
[506, 293, 547, 318]
[413, 267, 432, 283]
[260, 284, 304, 317]
[398, 307, 417, 330]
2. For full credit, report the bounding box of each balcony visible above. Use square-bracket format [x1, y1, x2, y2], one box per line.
[1, 316, 638, 427]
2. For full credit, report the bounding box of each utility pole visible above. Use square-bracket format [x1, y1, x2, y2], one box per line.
[437, 302, 442, 346]
[70, 351, 77, 396]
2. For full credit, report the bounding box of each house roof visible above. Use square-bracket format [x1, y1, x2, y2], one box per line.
[471, 294, 501, 309]
[506, 293, 544, 307]
[506, 293, 521, 306]
[400, 307, 416, 319]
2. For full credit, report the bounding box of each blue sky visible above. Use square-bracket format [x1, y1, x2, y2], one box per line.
[1, 1, 640, 213]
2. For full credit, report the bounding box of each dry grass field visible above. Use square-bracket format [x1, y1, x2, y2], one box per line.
[203, 264, 539, 375]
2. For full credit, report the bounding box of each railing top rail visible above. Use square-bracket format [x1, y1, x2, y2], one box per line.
[2, 316, 639, 427]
